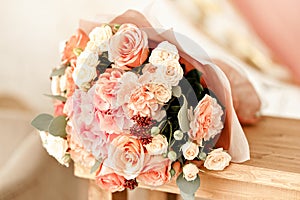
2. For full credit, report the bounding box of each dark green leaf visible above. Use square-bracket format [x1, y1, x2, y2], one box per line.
[186, 69, 202, 81]
[50, 66, 67, 77]
[90, 159, 102, 174]
[48, 116, 67, 138]
[176, 173, 200, 195]
[31, 113, 54, 131]
[44, 94, 67, 102]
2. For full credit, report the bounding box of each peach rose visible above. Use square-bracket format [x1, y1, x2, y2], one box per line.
[108, 23, 149, 68]
[65, 66, 76, 97]
[137, 155, 171, 186]
[182, 142, 199, 161]
[144, 134, 168, 155]
[103, 134, 145, 179]
[61, 29, 89, 67]
[53, 101, 65, 117]
[95, 164, 126, 192]
[188, 94, 223, 143]
[204, 148, 231, 171]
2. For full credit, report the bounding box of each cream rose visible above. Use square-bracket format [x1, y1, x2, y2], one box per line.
[51, 76, 61, 95]
[148, 83, 172, 104]
[39, 131, 69, 167]
[182, 163, 199, 181]
[158, 59, 183, 86]
[72, 64, 97, 90]
[137, 155, 171, 186]
[108, 23, 149, 67]
[145, 134, 168, 155]
[204, 148, 231, 171]
[76, 51, 99, 67]
[149, 41, 179, 66]
[182, 142, 199, 160]
[103, 134, 145, 179]
[88, 25, 113, 52]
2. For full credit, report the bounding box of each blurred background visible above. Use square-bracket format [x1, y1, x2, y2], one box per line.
[1, 0, 299, 199]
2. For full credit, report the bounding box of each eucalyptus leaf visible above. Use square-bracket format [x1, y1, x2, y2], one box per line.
[31, 113, 54, 131]
[44, 94, 67, 102]
[48, 116, 67, 138]
[90, 159, 102, 174]
[177, 95, 190, 132]
[172, 85, 182, 97]
[176, 173, 200, 195]
[50, 66, 67, 77]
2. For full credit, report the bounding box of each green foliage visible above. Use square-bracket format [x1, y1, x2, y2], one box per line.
[176, 173, 200, 195]
[90, 159, 102, 174]
[44, 94, 67, 102]
[31, 113, 54, 131]
[48, 116, 67, 138]
[50, 66, 67, 77]
[177, 95, 190, 132]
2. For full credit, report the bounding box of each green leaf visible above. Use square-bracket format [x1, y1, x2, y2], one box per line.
[44, 94, 67, 102]
[31, 113, 54, 131]
[176, 173, 200, 195]
[172, 85, 182, 97]
[186, 69, 202, 81]
[50, 66, 67, 77]
[48, 115, 67, 138]
[90, 159, 102, 174]
[177, 95, 190, 132]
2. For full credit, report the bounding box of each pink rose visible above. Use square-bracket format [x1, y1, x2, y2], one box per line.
[95, 164, 126, 192]
[188, 94, 224, 142]
[103, 134, 145, 179]
[137, 155, 171, 187]
[108, 23, 149, 68]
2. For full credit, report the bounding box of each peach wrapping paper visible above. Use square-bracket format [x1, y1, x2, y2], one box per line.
[79, 10, 250, 163]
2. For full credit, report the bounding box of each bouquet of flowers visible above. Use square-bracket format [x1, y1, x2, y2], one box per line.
[31, 10, 250, 200]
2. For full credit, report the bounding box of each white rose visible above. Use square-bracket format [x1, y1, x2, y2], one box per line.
[72, 64, 97, 90]
[85, 41, 101, 54]
[183, 163, 199, 181]
[39, 131, 69, 167]
[149, 41, 179, 66]
[76, 51, 99, 67]
[182, 142, 199, 160]
[204, 148, 231, 171]
[145, 134, 168, 155]
[59, 74, 67, 92]
[158, 60, 183, 86]
[148, 82, 172, 104]
[89, 25, 113, 52]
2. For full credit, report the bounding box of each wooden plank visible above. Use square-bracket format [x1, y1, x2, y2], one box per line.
[79, 117, 300, 199]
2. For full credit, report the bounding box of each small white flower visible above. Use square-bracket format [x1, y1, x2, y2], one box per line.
[89, 25, 113, 52]
[76, 51, 99, 67]
[158, 59, 183, 87]
[151, 126, 160, 136]
[167, 151, 177, 161]
[173, 130, 183, 140]
[149, 41, 179, 66]
[183, 163, 199, 181]
[72, 64, 97, 90]
[204, 148, 231, 171]
[39, 131, 69, 167]
[145, 134, 168, 155]
[182, 142, 199, 160]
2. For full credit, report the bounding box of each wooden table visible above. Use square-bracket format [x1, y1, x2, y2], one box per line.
[81, 117, 300, 199]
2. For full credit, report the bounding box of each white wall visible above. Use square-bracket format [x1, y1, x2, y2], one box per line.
[0, 0, 153, 113]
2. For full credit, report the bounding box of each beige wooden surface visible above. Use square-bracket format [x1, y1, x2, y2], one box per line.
[84, 117, 300, 199]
